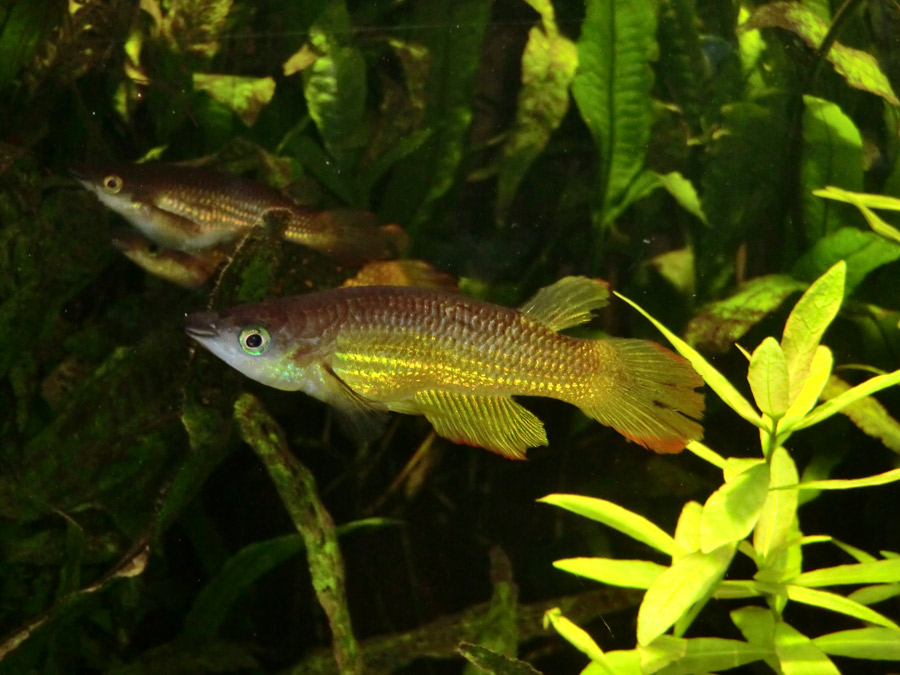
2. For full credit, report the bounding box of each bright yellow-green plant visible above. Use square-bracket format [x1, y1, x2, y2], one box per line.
[542, 261, 900, 674]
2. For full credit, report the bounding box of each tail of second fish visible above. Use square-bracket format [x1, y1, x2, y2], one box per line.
[580, 338, 704, 453]
[287, 208, 409, 264]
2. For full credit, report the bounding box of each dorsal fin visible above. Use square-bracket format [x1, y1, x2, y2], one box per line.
[518, 276, 610, 332]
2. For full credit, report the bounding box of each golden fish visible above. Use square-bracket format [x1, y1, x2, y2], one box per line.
[72, 162, 407, 263]
[185, 277, 704, 458]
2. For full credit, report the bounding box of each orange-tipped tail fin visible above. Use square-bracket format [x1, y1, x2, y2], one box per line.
[580, 339, 704, 453]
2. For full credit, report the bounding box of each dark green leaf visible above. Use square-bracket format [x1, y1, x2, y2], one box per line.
[793, 227, 900, 294]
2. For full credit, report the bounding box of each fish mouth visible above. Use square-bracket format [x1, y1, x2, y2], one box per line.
[184, 312, 220, 339]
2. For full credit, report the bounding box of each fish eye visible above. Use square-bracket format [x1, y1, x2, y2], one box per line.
[239, 327, 270, 356]
[102, 174, 123, 193]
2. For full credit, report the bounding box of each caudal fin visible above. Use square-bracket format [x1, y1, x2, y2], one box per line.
[580, 339, 704, 453]
[307, 210, 409, 263]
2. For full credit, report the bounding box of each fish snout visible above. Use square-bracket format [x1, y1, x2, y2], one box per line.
[184, 312, 220, 339]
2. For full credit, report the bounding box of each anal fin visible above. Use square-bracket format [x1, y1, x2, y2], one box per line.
[405, 390, 548, 460]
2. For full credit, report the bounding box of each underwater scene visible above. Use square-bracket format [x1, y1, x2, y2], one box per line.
[2, 0, 900, 673]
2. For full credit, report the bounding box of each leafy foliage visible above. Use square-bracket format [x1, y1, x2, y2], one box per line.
[1, 0, 899, 673]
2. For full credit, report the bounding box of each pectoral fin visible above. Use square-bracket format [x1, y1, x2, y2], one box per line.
[403, 390, 548, 459]
[308, 363, 389, 446]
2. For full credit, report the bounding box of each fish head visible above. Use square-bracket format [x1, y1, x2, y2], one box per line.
[185, 303, 311, 391]
[71, 164, 138, 215]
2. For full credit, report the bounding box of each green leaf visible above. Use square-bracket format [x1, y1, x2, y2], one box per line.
[814, 186, 900, 245]
[793, 228, 900, 295]
[637, 544, 736, 645]
[794, 368, 900, 431]
[655, 171, 707, 224]
[572, 0, 657, 224]
[784, 585, 900, 629]
[544, 608, 613, 671]
[157, 0, 234, 58]
[748, 337, 790, 418]
[616, 291, 765, 429]
[822, 375, 900, 453]
[553, 558, 666, 589]
[778, 346, 832, 437]
[731, 606, 781, 672]
[794, 559, 900, 587]
[794, 468, 900, 490]
[584, 650, 642, 674]
[700, 463, 770, 552]
[192, 74, 276, 127]
[648, 636, 770, 675]
[673, 500, 703, 556]
[685, 275, 806, 353]
[496, 3, 577, 222]
[849, 584, 900, 606]
[603, 170, 707, 226]
[539, 494, 677, 556]
[303, 1, 367, 161]
[781, 261, 845, 404]
[773, 620, 840, 675]
[754, 446, 800, 566]
[800, 96, 863, 245]
[742, 3, 899, 104]
[814, 627, 900, 660]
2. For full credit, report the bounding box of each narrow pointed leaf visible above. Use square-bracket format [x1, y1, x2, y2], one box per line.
[554, 558, 666, 589]
[814, 627, 900, 660]
[637, 544, 736, 645]
[794, 559, 900, 587]
[544, 608, 613, 672]
[648, 636, 770, 675]
[785, 585, 900, 629]
[673, 500, 703, 556]
[778, 345, 832, 436]
[701, 463, 770, 552]
[794, 468, 900, 490]
[539, 494, 677, 555]
[616, 291, 764, 428]
[795, 368, 900, 430]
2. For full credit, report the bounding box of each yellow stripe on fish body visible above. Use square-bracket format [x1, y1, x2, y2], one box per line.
[185, 277, 704, 458]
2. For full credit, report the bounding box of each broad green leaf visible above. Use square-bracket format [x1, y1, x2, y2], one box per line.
[539, 494, 677, 556]
[685, 275, 806, 353]
[615, 292, 765, 429]
[785, 585, 900, 629]
[754, 446, 799, 566]
[673, 500, 703, 556]
[781, 261, 845, 404]
[651, 247, 694, 296]
[0, 3, 52, 87]
[793, 227, 900, 295]
[778, 346, 832, 437]
[822, 375, 900, 453]
[731, 606, 781, 673]
[814, 186, 900, 244]
[794, 559, 900, 587]
[800, 96, 863, 245]
[554, 558, 666, 589]
[794, 368, 900, 431]
[742, 3, 899, 104]
[656, 0, 707, 132]
[774, 620, 840, 675]
[283, 43, 318, 76]
[496, 3, 577, 223]
[748, 337, 789, 418]
[794, 468, 900, 490]
[637, 544, 736, 645]
[584, 649, 642, 674]
[572, 0, 657, 224]
[700, 463, 770, 552]
[656, 171, 707, 224]
[303, 2, 367, 160]
[647, 636, 770, 675]
[814, 627, 900, 660]
[192, 74, 276, 127]
[544, 608, 613, 671]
